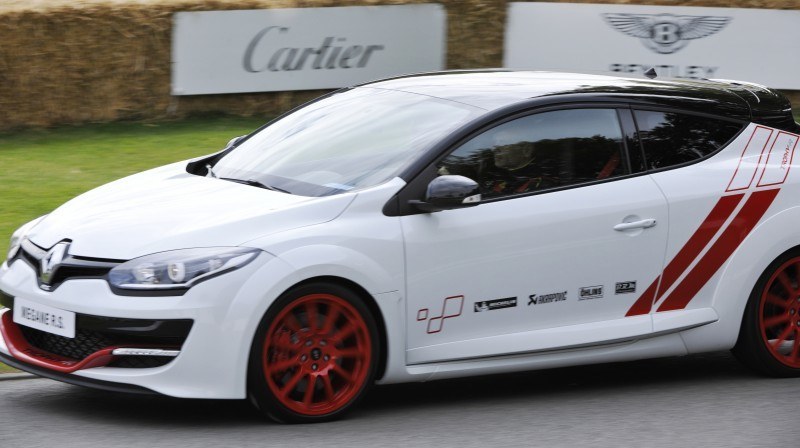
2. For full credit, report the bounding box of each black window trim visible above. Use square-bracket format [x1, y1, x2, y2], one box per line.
[383, 100, 750, 217]
[630, 106, 749, 175]
[385, 102, 638, 216]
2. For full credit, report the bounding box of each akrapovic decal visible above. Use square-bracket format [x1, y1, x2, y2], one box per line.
[615, 282, 636, 295]
[474, 297, 518, 312]
[528, 291, 567, 306]
[579, 286, 604, 300]
[627, 126, 798, 317]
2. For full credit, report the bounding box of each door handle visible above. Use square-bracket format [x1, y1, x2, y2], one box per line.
[614, 218, 657, 231]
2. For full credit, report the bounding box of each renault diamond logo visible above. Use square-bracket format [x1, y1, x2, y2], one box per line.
[40, 242, 69, 286]
[603, 13, 731, 54]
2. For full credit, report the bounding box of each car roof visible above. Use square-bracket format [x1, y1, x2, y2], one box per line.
[362, 70, 796, 128]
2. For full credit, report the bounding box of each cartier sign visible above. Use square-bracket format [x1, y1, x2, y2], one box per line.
[172, 5, 445, 95]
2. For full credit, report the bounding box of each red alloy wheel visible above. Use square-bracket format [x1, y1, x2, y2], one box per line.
[759, 256, 800, 368]
[262, 293, 373, 416]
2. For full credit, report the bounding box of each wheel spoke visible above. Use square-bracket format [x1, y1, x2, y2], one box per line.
[322, 373, 335, 401]
[283, 312, 304, 332]
[765, 293, 790, 308]
[333, 323, 357, 345]
[771, 325, 795, 350]
[270, 338, 299, 353]
[305, 302, 319, 331]
[280, 369, 305, 397]
[267, 358, 298, 374]
[303, 374, 317, 406]
[763, 314, 790, 329]
[776, 271, 796, 296]
[333, 364, 354, 383]
[789, 332, 800, 363]
[321, 303, 342, 336]
[337, 348, 366, 359]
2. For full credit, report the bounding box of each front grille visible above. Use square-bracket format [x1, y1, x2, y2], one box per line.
[20, 326, 113, 360]
[14, 313, 193, 369]
[16, 240, 122, 291]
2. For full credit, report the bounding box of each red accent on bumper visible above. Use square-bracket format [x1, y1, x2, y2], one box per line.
[0, 311, 121, 373]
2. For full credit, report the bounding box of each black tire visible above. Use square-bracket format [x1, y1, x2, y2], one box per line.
[248, 282, 379, 423]
[733, 248, 800, 377]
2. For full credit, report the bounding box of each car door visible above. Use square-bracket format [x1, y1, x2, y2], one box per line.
[401, 107, 669, 364]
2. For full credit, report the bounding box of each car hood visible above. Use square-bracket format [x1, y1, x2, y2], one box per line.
[27, 163, 355, 260]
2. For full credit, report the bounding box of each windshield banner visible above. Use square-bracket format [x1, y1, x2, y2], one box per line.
[172, 4, 446, 95]
[504, 2, 800, 90]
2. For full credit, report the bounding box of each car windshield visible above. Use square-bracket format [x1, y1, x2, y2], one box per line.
[213, 87, 483, 196]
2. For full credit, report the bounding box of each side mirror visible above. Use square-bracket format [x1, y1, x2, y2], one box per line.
[410, 175, 482, 213]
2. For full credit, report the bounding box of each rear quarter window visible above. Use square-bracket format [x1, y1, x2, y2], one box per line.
[634, 110, 745, 170]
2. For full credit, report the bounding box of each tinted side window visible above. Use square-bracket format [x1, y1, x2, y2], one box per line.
[438, 109, 626, 199]
[634, 110, 744, 170]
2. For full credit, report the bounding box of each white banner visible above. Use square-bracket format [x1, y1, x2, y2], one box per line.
[172, 5, 446, 95]
[505, 2, 800, 89]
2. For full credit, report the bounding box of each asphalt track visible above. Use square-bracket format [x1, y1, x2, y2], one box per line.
[0, 351, 797, 448]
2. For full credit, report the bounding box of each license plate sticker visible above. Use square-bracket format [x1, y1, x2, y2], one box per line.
[13, 297, 76, 339]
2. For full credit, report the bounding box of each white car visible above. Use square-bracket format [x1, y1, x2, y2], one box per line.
[2, 71, 800, 423]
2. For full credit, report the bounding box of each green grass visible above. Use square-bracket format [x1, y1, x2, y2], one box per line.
[0, 117, 267, 259]
[0, 116, 267, 373]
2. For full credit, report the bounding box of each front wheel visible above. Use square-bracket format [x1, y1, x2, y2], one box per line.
[733, 250, 800, 376]
[248, 283, 379, 423]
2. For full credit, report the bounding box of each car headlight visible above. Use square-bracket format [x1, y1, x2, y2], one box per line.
[7, 215, 47, 261]
[108, 247, 260, 291]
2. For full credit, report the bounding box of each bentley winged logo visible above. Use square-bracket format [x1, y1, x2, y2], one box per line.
[40, 241, 69, 287]
[603, 13, 731, 54]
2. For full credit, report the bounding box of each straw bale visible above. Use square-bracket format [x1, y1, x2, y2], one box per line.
[0, 0, 796, 130]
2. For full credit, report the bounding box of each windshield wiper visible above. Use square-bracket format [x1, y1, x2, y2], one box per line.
[220, 177, 291, 194]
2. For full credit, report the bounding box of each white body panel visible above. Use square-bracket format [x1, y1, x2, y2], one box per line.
[1, 118, 798, 398]
[402, 176, 668, 364]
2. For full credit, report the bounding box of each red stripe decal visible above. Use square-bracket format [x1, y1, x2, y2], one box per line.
[657, 189, 779, 312]
[625, 277, 659, 316]
[625, 194, 744, 316]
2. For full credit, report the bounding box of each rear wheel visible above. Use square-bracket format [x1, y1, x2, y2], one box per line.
[733, 250, 800, 376]
[248, 283, 378, 423]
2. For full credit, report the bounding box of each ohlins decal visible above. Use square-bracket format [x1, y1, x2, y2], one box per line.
[627, 127, 799, 316]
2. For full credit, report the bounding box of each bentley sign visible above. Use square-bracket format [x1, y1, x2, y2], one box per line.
[172, 5, 446, 95]
[504, 2, 800, 89]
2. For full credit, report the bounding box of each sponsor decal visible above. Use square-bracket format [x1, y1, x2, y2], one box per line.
[474, 297, 517, 312]
[603, 13, 731, 54]
[528, 291, 567, 306]
[615, 281, 637, 295]
[579, 285, 604, 300]
[417, 295, 464, 334]
[243, 28, 385, 73]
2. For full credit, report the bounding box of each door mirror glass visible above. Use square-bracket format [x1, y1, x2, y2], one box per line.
[411, 175, 481, 212]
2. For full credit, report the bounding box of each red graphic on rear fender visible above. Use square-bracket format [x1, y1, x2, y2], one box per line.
[627, 126, 799, 316]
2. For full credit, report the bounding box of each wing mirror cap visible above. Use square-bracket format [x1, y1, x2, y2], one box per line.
[409, 175, 482, 212]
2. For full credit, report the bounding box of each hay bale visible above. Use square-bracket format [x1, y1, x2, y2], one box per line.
[0, 0, 795, 130]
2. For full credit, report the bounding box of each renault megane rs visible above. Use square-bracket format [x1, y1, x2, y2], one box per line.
[1, 71, 799, 423]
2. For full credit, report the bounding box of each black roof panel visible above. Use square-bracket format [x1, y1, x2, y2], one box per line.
[363, 70, 754, 122]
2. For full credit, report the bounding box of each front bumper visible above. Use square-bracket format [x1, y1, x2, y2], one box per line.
[0, 251, 278, 399]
